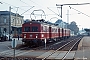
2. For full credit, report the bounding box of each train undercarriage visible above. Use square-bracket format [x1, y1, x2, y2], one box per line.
[22, 36, 70, 47]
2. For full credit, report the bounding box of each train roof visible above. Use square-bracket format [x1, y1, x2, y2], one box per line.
[24, 19, 58, 26]
[23, 19, 70, 30]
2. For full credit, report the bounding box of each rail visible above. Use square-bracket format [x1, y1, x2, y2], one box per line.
[0, 36, 83, 60]
[42, 36, 82, 60]
[62, 37, 82, 60]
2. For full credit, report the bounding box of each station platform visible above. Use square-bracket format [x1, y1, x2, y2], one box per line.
[0, 36, 90, 60]
[74, 36, 90, 60]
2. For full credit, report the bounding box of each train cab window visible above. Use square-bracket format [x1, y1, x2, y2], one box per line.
[24, 27, 30, 32]
[32, 26, 38, 32]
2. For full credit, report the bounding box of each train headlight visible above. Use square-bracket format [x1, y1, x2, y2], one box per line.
[24, 34, 26, 38]
[36, 34, 38, 38]
[24, 36, 26, 38]
[36, 36, 37, 38]
[42, 34, 44, 37]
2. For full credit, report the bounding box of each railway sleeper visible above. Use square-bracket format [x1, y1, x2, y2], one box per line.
[0, 57, 42, 60]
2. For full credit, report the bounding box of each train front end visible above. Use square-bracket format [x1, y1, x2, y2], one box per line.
[22, 21, 43, 46]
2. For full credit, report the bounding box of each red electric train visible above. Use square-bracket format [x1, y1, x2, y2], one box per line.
[22, 19, 70, 46]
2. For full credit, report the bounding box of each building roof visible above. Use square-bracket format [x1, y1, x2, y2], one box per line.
[0, 11, 23, 18]
[84, 29, 90, 32]
[55, 19, 62, 24]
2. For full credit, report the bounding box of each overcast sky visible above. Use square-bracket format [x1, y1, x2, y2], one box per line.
[0, 0, 90, 30]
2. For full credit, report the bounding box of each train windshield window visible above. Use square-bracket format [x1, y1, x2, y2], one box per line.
[32, 26, 38, 32]
[24, 27, 30, 32]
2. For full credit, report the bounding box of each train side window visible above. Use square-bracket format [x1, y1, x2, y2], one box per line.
[24, 27, 30, 32]
[43, 26, 47, 32]
[32, 26, 38, 32]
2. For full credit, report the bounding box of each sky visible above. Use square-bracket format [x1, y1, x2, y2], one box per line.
[0, 0, 90, 30]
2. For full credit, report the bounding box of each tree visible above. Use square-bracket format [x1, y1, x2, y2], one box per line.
[68, 21, 79, 35]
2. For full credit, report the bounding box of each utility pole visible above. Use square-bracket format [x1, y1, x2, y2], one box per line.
[56, 3, 90, 29]
[60, 5, 63, 18]
[9, 6, 11, 41]
[66, 9, 69, 28]
[67, 9, 69, 24]
[15, 7, 19, 40]
[56, 3, 90, 19]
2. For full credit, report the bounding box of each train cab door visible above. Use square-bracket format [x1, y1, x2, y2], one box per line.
[58, 28, 60, 38]
[62, 28, 64, 39]
[49, 26, 51, 40]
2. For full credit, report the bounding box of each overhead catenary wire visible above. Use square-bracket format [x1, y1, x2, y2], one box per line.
[1, 0, 46, 17]
[0, 1, 35, 16]
[56, 3, 90, 19]
[47, 7, 60, 17]
[56, 3, 90, 6]
[1, 1, 26, 11]
[20, 0, 47, 18]
[20, 6, 34, 15]
[28, 0, 44, 8]
[1, 0, 71, 19]
[69, 6, 90, 17]
[20, 0, 30, 6]
[57, 7, 61, 17]
[3, 0, 61, 18]
[19, 0, 34, 7]
[29, 0, 62, 18]
[23, 14, 59, 16]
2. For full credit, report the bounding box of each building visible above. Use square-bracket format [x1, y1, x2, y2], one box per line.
[55, 19, 67, 28]
[0, 11, 24, 37]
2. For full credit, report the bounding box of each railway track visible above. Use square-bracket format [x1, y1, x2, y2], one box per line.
[41, 36, 83, 60]
[19, 36, 80, 50]
[0, 36, 83, 60]
[30, 36, 82, 51]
